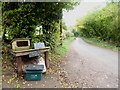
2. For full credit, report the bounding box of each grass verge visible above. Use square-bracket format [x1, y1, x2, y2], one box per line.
[49, 37, 75, 61]
[82, 37, 119, 51]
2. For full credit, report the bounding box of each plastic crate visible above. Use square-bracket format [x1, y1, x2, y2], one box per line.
[25, 70, 43, 81]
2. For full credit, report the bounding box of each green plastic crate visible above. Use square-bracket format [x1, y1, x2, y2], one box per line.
[25, 70, 43, 81]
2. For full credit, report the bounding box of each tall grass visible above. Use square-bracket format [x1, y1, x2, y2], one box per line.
[82, 37, 119, 51]
[49, 37, 75, 61]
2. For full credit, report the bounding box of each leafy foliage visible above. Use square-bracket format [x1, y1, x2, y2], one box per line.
[75, 2, 119, 46]
[0, 3, 2, 37]
[2, 2, 79, 50]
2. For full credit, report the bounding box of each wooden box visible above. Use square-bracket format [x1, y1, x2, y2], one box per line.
[11, 38, 31, 51]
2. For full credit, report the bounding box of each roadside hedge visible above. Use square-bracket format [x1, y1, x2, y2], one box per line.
[75, 2, 119, 46]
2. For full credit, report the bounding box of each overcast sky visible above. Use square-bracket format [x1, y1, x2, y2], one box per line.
[63, 0, 107, 27]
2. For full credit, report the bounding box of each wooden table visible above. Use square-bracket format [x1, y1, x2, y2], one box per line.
[11, 47, 50, 75]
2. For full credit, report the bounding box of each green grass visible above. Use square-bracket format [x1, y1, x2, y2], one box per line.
[82, 37, 119, 51]
[0, 25, 2, 39]
[49, 37, 75, 61]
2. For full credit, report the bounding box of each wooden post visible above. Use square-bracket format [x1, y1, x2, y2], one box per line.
[44, 51, 49, 68]
[60, 20, 62, 45]
[16, 56, 23, 75]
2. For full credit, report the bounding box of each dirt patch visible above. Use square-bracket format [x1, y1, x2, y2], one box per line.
[2, 53, 74, 88]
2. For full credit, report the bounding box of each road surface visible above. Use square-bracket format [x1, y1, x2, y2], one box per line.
[2, 38, 118, 88]
[61, 38, 118, 88]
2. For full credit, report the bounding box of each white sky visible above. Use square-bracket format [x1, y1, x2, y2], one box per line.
[63, 0, 107, 27]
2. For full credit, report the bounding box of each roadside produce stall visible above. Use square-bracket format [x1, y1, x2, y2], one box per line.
[10, 38, 50, 75]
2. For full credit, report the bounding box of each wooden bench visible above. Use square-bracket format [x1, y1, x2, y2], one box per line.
[11, 47, 50, 75]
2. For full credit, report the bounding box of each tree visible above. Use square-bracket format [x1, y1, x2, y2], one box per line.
[2, 2, 79, 50]
[75, 2, 119, 46]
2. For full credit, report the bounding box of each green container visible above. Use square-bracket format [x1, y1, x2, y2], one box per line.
[25, 70, 43, 81]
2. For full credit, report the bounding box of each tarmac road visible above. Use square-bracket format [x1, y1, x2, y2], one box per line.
[61, 38, 118, 88]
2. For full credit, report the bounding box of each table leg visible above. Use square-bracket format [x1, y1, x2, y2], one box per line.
[16, 56, 23, 75]
[44, 51, 49, 68]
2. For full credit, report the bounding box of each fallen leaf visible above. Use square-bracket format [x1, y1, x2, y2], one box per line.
[14, 84, 21, 88]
